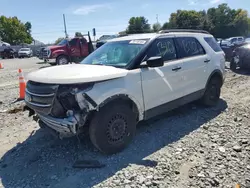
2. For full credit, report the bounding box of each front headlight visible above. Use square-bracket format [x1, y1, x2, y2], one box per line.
[57, 83, 95, 111]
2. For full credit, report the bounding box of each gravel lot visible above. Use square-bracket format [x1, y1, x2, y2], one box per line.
[0, 58, 249, 188]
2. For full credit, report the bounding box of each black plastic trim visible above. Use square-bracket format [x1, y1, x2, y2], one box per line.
[205, 69, 223, 88]
[144, 89, 205, 120]
[84, 94, 97, 108]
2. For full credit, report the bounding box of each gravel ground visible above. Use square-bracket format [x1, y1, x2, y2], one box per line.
[0, 58, 249, 188]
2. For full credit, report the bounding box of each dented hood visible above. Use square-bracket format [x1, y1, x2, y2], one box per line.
[26, 64, 128, 84]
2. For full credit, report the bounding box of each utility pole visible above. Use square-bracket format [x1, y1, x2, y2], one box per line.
[156, 14, 159, 24]
[63, 14, 68, 38]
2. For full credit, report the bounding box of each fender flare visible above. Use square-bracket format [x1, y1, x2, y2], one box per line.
[96, 94, 143, 121]
[205, 69, 223, 89]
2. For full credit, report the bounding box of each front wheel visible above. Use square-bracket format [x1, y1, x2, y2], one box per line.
[56, 55, 69, 65]
[89, 102, 137, 154]
[201, 77, 222, 106]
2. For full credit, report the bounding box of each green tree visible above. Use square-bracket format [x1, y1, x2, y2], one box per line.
[160, 3, 250, 38]
[126, 16, 151, 34]
[54, 37, 65, 45]
[25, 22, 32, 33]
[152, 23, 161, 32]
[75, 32, 83, 37]
[0, 16, 32, 44]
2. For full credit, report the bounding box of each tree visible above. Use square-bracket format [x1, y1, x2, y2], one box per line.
[159, 3, 250, 38]
[152, 23, 161, 32]
[126, 16, 151, 34]
[54, 37, 64, 45]
[75, 32, 83, 37]
[25, 22, 32, 33]
[0, 16, 33, 44]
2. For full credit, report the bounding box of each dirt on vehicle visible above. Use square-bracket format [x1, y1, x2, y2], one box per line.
[0, 58, 249, 188]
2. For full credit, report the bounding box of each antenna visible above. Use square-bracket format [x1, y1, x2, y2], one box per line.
[63, 14, 68, 38]
[156, 14, 159, 24]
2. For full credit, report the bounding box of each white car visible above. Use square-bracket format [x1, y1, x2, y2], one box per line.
[18, 48, 33, 58]
[219, 36, 245, 47]
[25, 29, 226, 154]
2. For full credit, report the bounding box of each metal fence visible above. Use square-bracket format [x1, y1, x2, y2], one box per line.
[0, 44, 47, 56]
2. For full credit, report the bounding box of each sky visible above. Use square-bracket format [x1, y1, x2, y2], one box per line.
[0, 0, 250, 44]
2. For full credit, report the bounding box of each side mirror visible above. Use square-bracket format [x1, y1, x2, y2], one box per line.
[146, 56, 164, 68]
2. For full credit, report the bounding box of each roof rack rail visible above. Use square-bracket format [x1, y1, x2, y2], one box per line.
[158, 29, 209, 34]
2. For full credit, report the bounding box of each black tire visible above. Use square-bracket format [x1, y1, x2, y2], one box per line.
[201, 76, 222, 106]
[89, 102, 137, 154]
[230, 58, 237, 71]
[56, 55, 69, 65]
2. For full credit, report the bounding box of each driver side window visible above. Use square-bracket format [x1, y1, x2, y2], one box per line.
[147, 38, 177, 62]
[69, 38, 78, 46]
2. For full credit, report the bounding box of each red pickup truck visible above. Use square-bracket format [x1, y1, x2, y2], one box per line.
[43, 32, 95, 65]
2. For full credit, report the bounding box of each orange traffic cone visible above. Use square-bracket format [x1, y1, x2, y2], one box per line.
[0, 63, 3, 69]
[18, 69, 26, 100]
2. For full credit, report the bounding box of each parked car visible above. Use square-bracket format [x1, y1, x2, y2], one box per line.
[24, 29, 225, 154]
[220, 36, 245, 47]
[0, 47, 18, 59]
[245, 38, 250, 43]
[230, 43, 250, 70]
[42, 32, 94, 65]
[36, 47, 46, 60]
[18, 48, 33, 58]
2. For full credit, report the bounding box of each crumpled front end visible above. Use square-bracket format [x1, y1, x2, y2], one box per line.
[25, 80, 96, 138]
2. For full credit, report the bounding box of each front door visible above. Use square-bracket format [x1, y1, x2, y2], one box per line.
[140, 37, 185, 119]
[69, 38, 81, 57]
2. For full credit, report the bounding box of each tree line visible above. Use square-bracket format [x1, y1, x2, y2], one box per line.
[122, 3, 250, 39]
[0, 16, 32, 45]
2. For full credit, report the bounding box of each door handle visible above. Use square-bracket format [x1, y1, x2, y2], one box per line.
[204, 59, 210, 63]
[172, 66, 182, 71]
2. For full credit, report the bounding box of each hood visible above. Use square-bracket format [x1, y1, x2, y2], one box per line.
[47, 45, 64, 50]
[26, 64, 128, 84]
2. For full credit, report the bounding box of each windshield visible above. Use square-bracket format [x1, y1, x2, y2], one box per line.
[20, 48, 30, 51]
[57, 39, 68, 46]
[81, 39, 149, 67]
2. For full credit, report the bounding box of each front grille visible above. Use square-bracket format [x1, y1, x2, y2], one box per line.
[25, 81, 59, 115]
[43, 49, 49, 58]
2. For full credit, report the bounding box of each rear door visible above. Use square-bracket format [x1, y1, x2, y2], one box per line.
[174, 36, 210, 96]
[80, 38, 89, 57]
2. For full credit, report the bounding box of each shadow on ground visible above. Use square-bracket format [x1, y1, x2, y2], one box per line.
[0, 99, 227, 188]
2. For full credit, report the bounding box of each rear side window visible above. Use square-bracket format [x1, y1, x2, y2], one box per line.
[175, 37, 205, 58]
[204, 37, 223, 52]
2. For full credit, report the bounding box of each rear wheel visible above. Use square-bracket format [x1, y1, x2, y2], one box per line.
[201, 76, 222, 106]
[56, 55, 69, 65]
[89, 102, 137, 154]
[230, 55, 239, 71]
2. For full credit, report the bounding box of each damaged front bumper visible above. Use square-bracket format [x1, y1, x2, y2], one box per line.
[25, 80, 97, 138]
[38, 112, 78, 136]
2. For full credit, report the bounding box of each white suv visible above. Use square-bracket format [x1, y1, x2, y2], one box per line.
[25, 30, 226, 154]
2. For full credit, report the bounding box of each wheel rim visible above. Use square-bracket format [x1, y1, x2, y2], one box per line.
[106, 114, 128, 144]
[58, 57, 68, 65]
